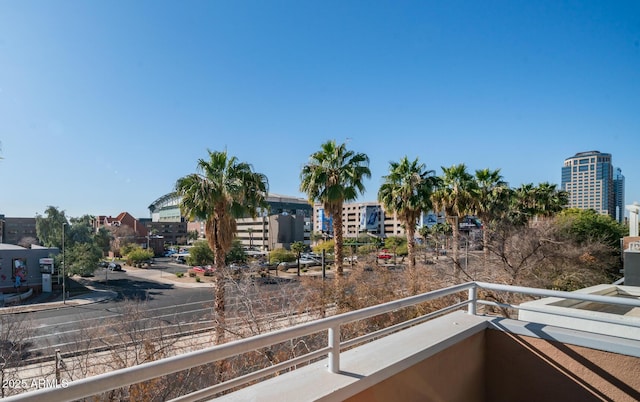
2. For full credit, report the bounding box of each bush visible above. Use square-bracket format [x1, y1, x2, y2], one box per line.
[269, 248, 296, 264]
[189, 271, 196, 277]
[187, 241, 215, 266]
[126, 246, 154, 266]
[195, 276, 201, 282]
[312, 240, 335, 255]
[358, 244, 378, 254]
[175, 272, 184, 278]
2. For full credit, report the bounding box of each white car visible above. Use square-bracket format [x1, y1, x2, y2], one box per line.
[108, 263, 122, 271]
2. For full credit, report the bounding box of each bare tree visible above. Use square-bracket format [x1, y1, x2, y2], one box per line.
[0, 314, 34, 398]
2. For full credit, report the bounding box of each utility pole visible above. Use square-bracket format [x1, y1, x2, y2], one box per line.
[62, 222, 67, 304]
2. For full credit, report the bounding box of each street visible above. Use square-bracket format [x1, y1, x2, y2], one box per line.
[14, 258, 305, 367]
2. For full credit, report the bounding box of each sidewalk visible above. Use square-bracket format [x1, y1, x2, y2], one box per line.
[0, 263, 335, 315]
[0, 284, 117, 315]
[0, 265, 210, 315]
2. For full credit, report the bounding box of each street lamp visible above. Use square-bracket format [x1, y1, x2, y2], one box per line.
[248, 227, 254, 250]
[62, 222, 67, 304]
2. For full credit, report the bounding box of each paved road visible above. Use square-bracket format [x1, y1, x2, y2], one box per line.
[6, 260, 304, 365]
[5, 264, 214, 362]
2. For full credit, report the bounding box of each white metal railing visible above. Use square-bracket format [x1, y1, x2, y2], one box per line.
[6, 281, 640, 402]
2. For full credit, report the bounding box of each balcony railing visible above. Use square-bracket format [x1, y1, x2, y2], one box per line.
[6, 281, 640, 402]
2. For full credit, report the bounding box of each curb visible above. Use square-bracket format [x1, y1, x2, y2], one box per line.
[0, 287, 117, 315]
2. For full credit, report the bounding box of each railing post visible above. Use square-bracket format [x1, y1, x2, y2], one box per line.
[328, 325, 340, 373]
[468, 284, 477, 315]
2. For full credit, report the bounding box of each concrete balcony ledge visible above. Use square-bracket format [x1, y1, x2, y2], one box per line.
[217, 311, 491, 402]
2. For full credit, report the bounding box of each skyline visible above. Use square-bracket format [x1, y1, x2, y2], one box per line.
[1, 1, 639, 220]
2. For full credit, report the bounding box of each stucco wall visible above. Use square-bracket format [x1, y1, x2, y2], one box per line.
[485, 330, 640, 402]
[346, 328, 640, 402]
[0, 247, 58, 293]
[346, 331, 485, 402]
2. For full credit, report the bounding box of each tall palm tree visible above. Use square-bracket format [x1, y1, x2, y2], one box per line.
[378, 156, 439, 273]
[534, 182, 569, 218]
[474, 168, 508, 262]
[431, 164, 477, 279]
[300, 140, 371, 276]
[175, 149, 268, 344]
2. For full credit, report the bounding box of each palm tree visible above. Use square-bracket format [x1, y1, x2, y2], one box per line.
[175, 149, 268, 344]
[509, 183, 537, 226]
[432, 222, 452, 258]
[534, 182, 569, 218]
[474, 168, 508, 262]
[431, 164, 477, 279]
[509, 182, 568, 226]
[291, 241, 305, 276]
[300, 140, 371, 276]
[378, 156, 439, 273]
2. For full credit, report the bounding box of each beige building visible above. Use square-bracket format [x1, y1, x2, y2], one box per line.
[150, 192, 312, 251]
[312, 201, 434, 240]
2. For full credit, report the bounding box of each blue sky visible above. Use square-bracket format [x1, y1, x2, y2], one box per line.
[1, 1, 639, 220]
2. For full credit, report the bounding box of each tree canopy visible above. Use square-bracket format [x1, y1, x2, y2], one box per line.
[556, 208, 626, 249]
[300, 140, 371, 275]
[378, 156, 438, 271]
[175, 149, 268, 344]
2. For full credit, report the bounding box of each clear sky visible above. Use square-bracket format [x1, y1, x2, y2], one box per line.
[1, 1, 638, 220]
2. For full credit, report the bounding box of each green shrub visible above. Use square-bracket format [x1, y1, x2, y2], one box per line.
[269, 248, 295, 264]
[126, 246, 154, 265]
[175, 272, 184, 278]
[187, 240, 215, 266]
[195, 276, 201, 282]
[358, 244, 377, 254]
[189, 271, 196, 277]
[312, 240, 334, 255]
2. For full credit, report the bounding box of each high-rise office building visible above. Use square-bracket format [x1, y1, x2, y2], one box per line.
[613, 167, 625, 223]
[561, 151, 623, 220]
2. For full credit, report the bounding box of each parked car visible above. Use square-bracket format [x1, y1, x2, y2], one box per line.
[98, 261, 109, 268]
[277, 261, 298, 269]
[175, 256, 187, 264]
[192, 265, 215, 276]
[108, 262, 122, 271]
[301, 253, 321, 261]
[377, 250, 393, 260]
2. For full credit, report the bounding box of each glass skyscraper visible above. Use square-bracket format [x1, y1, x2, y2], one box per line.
[561, 151, 623, 221]
[614, 167, 625, 223]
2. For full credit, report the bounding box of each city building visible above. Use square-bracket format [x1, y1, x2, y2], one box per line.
[148, 192, 182, 222]
[312, 201, 450, 241]
[0, 243, 59, 294]
[0, 215, 38, 246]
[148, 192, 313, 250]
[614, 167, 626, 223]
[561, 150, 624, 219]
[93, 212, 165, 256]
[140, 218, 188, 247]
